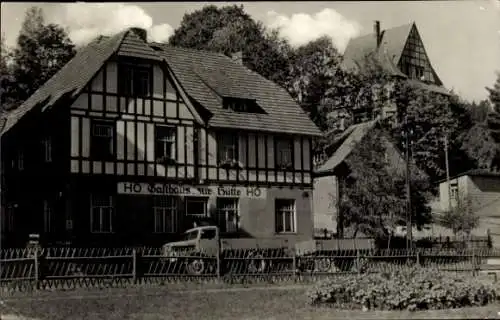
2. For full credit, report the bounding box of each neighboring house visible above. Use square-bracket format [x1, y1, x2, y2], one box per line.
[436, 169, 500, 246]
[341, 20, 450, 124]
[0, 27, 321, 248]
[312, 119, 421, 237]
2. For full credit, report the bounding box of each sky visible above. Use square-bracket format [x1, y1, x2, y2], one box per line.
[1, 1, 499, 102]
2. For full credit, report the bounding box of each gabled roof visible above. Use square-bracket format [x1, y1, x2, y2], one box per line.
[343, 23, 413, 73]
[1, 28, 321, 138]
[437, 169, 500, 184]
[342, 22, 448, 95]
[153, 44, 322, 136]
[315, 120, 378, 175]
[1, 31, 127, 137]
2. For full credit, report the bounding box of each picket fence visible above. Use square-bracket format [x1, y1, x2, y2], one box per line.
[1, 247, 499, 293]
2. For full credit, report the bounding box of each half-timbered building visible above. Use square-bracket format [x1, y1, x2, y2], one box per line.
[0, 28, 321, 247]
[341, 20, 450, 124]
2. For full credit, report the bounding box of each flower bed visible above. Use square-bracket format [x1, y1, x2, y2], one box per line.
[307, 267, 497, 311]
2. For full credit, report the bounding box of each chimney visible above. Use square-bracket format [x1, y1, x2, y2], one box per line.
[130, 27, 147, 42]
[373, 20, 381, 48]
[231, 51, 243, 65]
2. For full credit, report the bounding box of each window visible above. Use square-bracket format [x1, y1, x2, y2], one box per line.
[415, 66, 424, 79]
[275, 199, 296, 233]
[155, 126, 176, 163]
[223, 98, 261, 113]
[218, 133, 238, 163]
[450, 182, 459, 200]
[224, 99, 248, 112]
[153, 196, 177, 233]
[216, 198, 239, 233]
[1, 205, 15, 233]
[275, 138, 293, 169]
[185, 197, 207, 218]
[17, 150, 24, 171]
[90, 195, 114, 233]
[42, 137, 52, 163]
[90, 120, 114, 160]
[200, 229, 217, 240]
[43, 200, 53, 233]
[118, 64, 151, 97]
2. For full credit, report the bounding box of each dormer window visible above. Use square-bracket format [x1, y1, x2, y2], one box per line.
[223, 97, 263, 113]
[118, 64, 151, 97]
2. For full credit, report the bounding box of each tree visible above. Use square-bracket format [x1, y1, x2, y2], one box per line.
[486, 71, 500, 113]
[320, 54, 473, 182]
[9, 6, 75, 105]
[286, 36, 342, 131]
[386, 82, 477, 181]
[438, 193, 479, 237]
[459, 73, 500, 171]
[169, 5, 291, 87]
[0, 35, 16, 112]
[338, 128, 432, 240]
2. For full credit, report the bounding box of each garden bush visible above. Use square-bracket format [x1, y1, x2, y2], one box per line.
[307, 267, 497, 311]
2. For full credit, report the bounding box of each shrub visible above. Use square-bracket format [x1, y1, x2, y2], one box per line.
[307, 267, 497, 311]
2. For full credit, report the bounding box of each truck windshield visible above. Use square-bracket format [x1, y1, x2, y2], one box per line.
[183, 231, 198, 241]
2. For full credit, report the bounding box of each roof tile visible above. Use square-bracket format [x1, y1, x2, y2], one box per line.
[316, 120, 378, 174]
[1, 31, 127, 136]
[155, 44, 322, 136]
[342, 22, 448, 94]
[2, 28, 321, 138]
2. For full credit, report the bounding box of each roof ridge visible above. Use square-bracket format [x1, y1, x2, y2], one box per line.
[352, 21, 414, 40]
[149, 42, 229, 58]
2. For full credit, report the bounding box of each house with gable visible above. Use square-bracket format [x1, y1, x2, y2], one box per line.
[341, 20, 450, 124]
[312, 119, 427, 238]
[0, 27, 322, 248]
[436, 169, 500, 247]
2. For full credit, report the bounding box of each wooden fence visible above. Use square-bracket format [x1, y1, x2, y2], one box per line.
[1, 247, 499, 293]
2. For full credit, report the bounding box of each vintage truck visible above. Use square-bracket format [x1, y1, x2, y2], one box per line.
[162, 225, 376, 275]
[162, 225, 294, 275]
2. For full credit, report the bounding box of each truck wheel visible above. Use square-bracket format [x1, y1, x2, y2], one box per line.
[315, 258, 332, 272]
[187, 258, 206, 275]
[248, 254, 267, 273]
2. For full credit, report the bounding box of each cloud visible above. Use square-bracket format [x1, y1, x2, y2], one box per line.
[51, 3, 173, 45]
[265, 9, 361, 52]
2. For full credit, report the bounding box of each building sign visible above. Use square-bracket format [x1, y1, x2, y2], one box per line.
[117, 182, 267, 199]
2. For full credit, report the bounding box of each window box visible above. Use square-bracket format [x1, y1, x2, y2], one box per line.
[156, 156, 177, 166]
[219, 159, 242, 169]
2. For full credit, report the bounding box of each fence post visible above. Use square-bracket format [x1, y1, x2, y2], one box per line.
[292, 249, 297, 283]
[356, 250, 361, 275]
[471, 247, 476, 276]
[132, 248, 137, 284]
[33, 248, 39, 291]
[416, 250, 420, 266]
[216, 248, 221, 281]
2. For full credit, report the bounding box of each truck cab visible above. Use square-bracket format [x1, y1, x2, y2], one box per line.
[162, 225, 220, 259]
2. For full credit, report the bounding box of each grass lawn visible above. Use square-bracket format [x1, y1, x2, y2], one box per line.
[1, 286, 499, 320]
